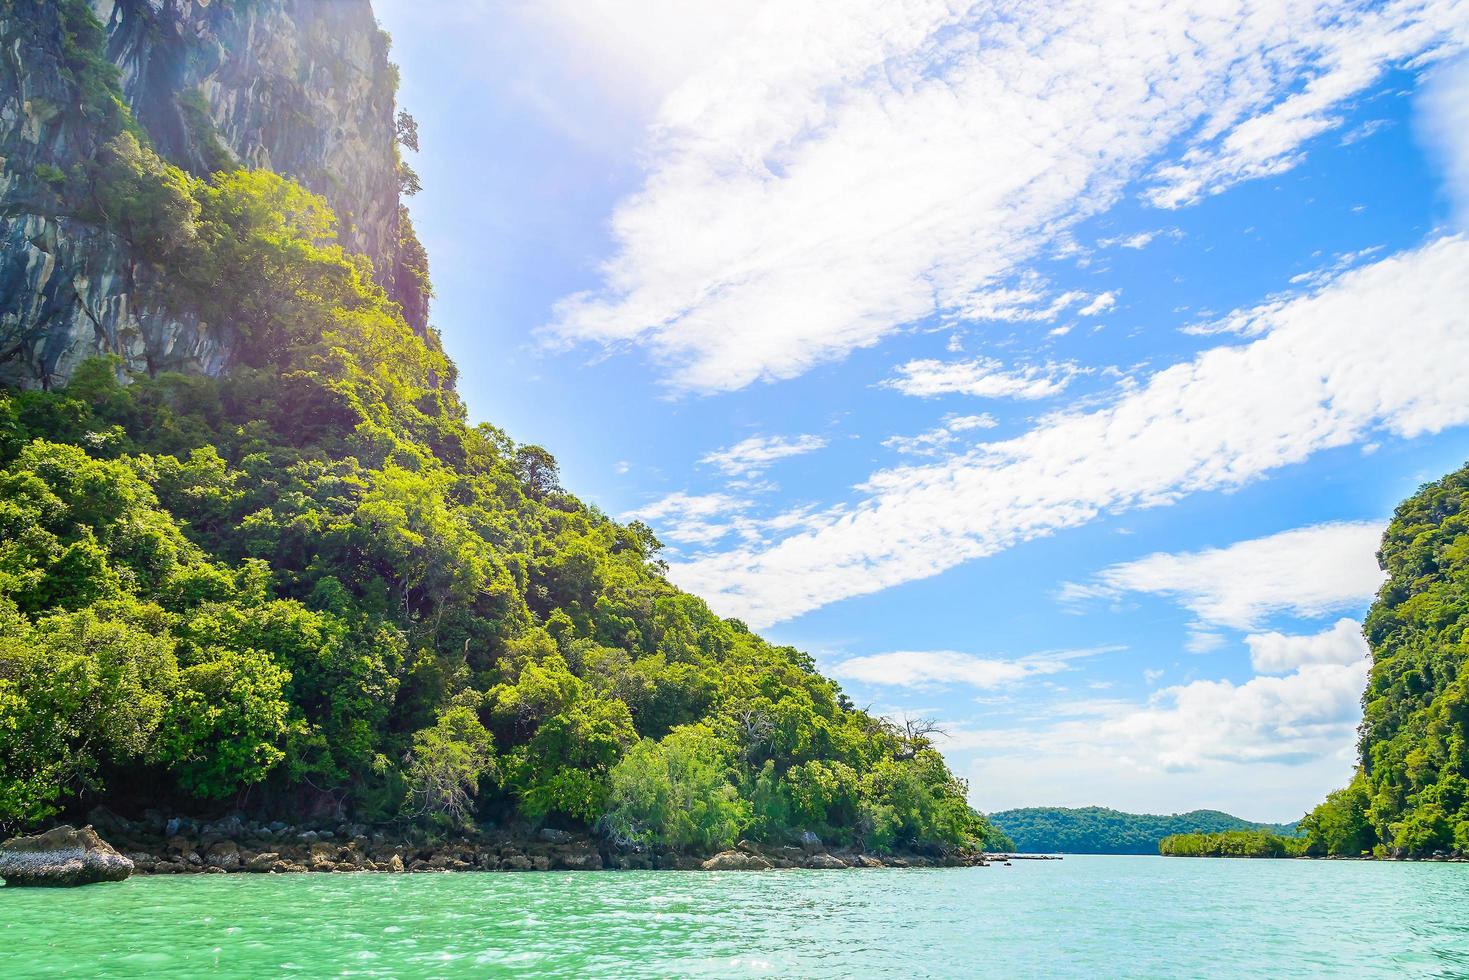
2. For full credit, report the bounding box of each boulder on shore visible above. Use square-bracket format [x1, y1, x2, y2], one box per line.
[701, 850, 773, 871]
[0, 825, 133, 887]
[245, 852, 280, 873]
[805, 852, 848, 869]
[553, 846, 603, 871]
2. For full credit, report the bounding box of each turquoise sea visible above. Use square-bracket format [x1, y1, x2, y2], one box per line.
[4, 856, 1468, 977]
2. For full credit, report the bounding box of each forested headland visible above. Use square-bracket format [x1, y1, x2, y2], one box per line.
[1286, 463, 1469, 859]
[1165, 463, 1469, 860]
[0, 0, 1011, 862]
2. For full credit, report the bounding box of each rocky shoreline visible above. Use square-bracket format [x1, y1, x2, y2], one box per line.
[1, 810, 1027, 884]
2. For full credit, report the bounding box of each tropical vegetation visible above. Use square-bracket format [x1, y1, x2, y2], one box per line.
[1170, 463, 1469, 859]
[1158, 830, 1307, 858]
[1334, 463, 1469, 857]
[0, 1, 1009, 857]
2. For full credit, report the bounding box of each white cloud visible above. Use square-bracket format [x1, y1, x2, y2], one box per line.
[670, 237, 1469, 627]
[966, 660, 1366, 815]
[1098, 229, 1180, 250]
[1069, 521, 1385, 629]
[830, 647, 1106, 690]
[1102, 231, 1157, 250]
[882, 413, 998, 456]
[881, 357, 1083, 400]
[375, 0, 752, 159]
[1246, 617, 1370, 673]
[1185, 630, 1227, 654]
[950, 285, 1093, 324]
[622, 491, 751, 546]
[1416, 53, 1469, 228]
[384, 0, 748, 119]
[700, 434, 826, 477]
[1108, 660, 1370, 769]
[1147, 3, 1469, 209]
[623, 490, 834, 549]
[1340, 118, 1391, 146]
[1078, 291, 1118, 316]
[1284, 246, 1388, 290]
[544, 0, 1468, 392]
[1184, 247, 1387, 339]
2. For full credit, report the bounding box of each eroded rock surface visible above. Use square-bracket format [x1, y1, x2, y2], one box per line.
[701, 850, 774, 871]
[0, 0, 419, 388]
[0, 825, 133, 886]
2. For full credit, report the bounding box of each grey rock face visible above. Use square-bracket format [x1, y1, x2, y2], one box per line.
[0, 215, 228, 386]
[94, 0, 402, 277]
[551, 846, 603, 871]
[0, 0, 407, 388]
[0, 825, 134, 886]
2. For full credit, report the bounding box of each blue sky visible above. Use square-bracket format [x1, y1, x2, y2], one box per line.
[375, 0, 1469, 822]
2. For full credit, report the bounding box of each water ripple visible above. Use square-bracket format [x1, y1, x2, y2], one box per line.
[1, 858, 1467, 977]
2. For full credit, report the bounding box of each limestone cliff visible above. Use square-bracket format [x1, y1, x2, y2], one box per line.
[0, 0, 425, 388]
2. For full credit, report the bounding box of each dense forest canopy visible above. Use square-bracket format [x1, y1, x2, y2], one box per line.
[990, 807, 1298, 855]
[0, 1, 1011, 857]
[1318, 463, 1469, 858]
[1179, 464, 1469, 860]
[1158, 830, 1306, 858]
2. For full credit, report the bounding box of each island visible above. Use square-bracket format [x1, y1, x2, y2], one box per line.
[0, 0, 1010, 876]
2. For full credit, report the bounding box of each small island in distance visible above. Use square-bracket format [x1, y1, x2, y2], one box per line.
[990, 806, 1298, 855]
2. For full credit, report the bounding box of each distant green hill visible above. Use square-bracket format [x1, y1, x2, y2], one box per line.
[989, 806, 1300, 854]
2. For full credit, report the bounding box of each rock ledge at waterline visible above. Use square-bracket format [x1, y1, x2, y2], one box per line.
[0, 825, 133, 887]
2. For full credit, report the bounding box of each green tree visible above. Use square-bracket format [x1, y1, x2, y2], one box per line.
[601, 724, 750, 851]
[90, 133, 199, 258]
[156, 648, 291, 798]
[0, 601, 178, 828]
[1315, 462, 1469, 856]
[1300, 773, 1377, 856]
[988, 806, 1298, 855]
[510, 694, 637, 823]
[0, 6, 1005, 850]
[402, 696, 497, 829]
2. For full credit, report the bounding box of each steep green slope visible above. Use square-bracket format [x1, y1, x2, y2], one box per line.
[990, 806, 1298, 854]
[1307, 463, 1469, 857]
[0, 2, 1007, 856]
